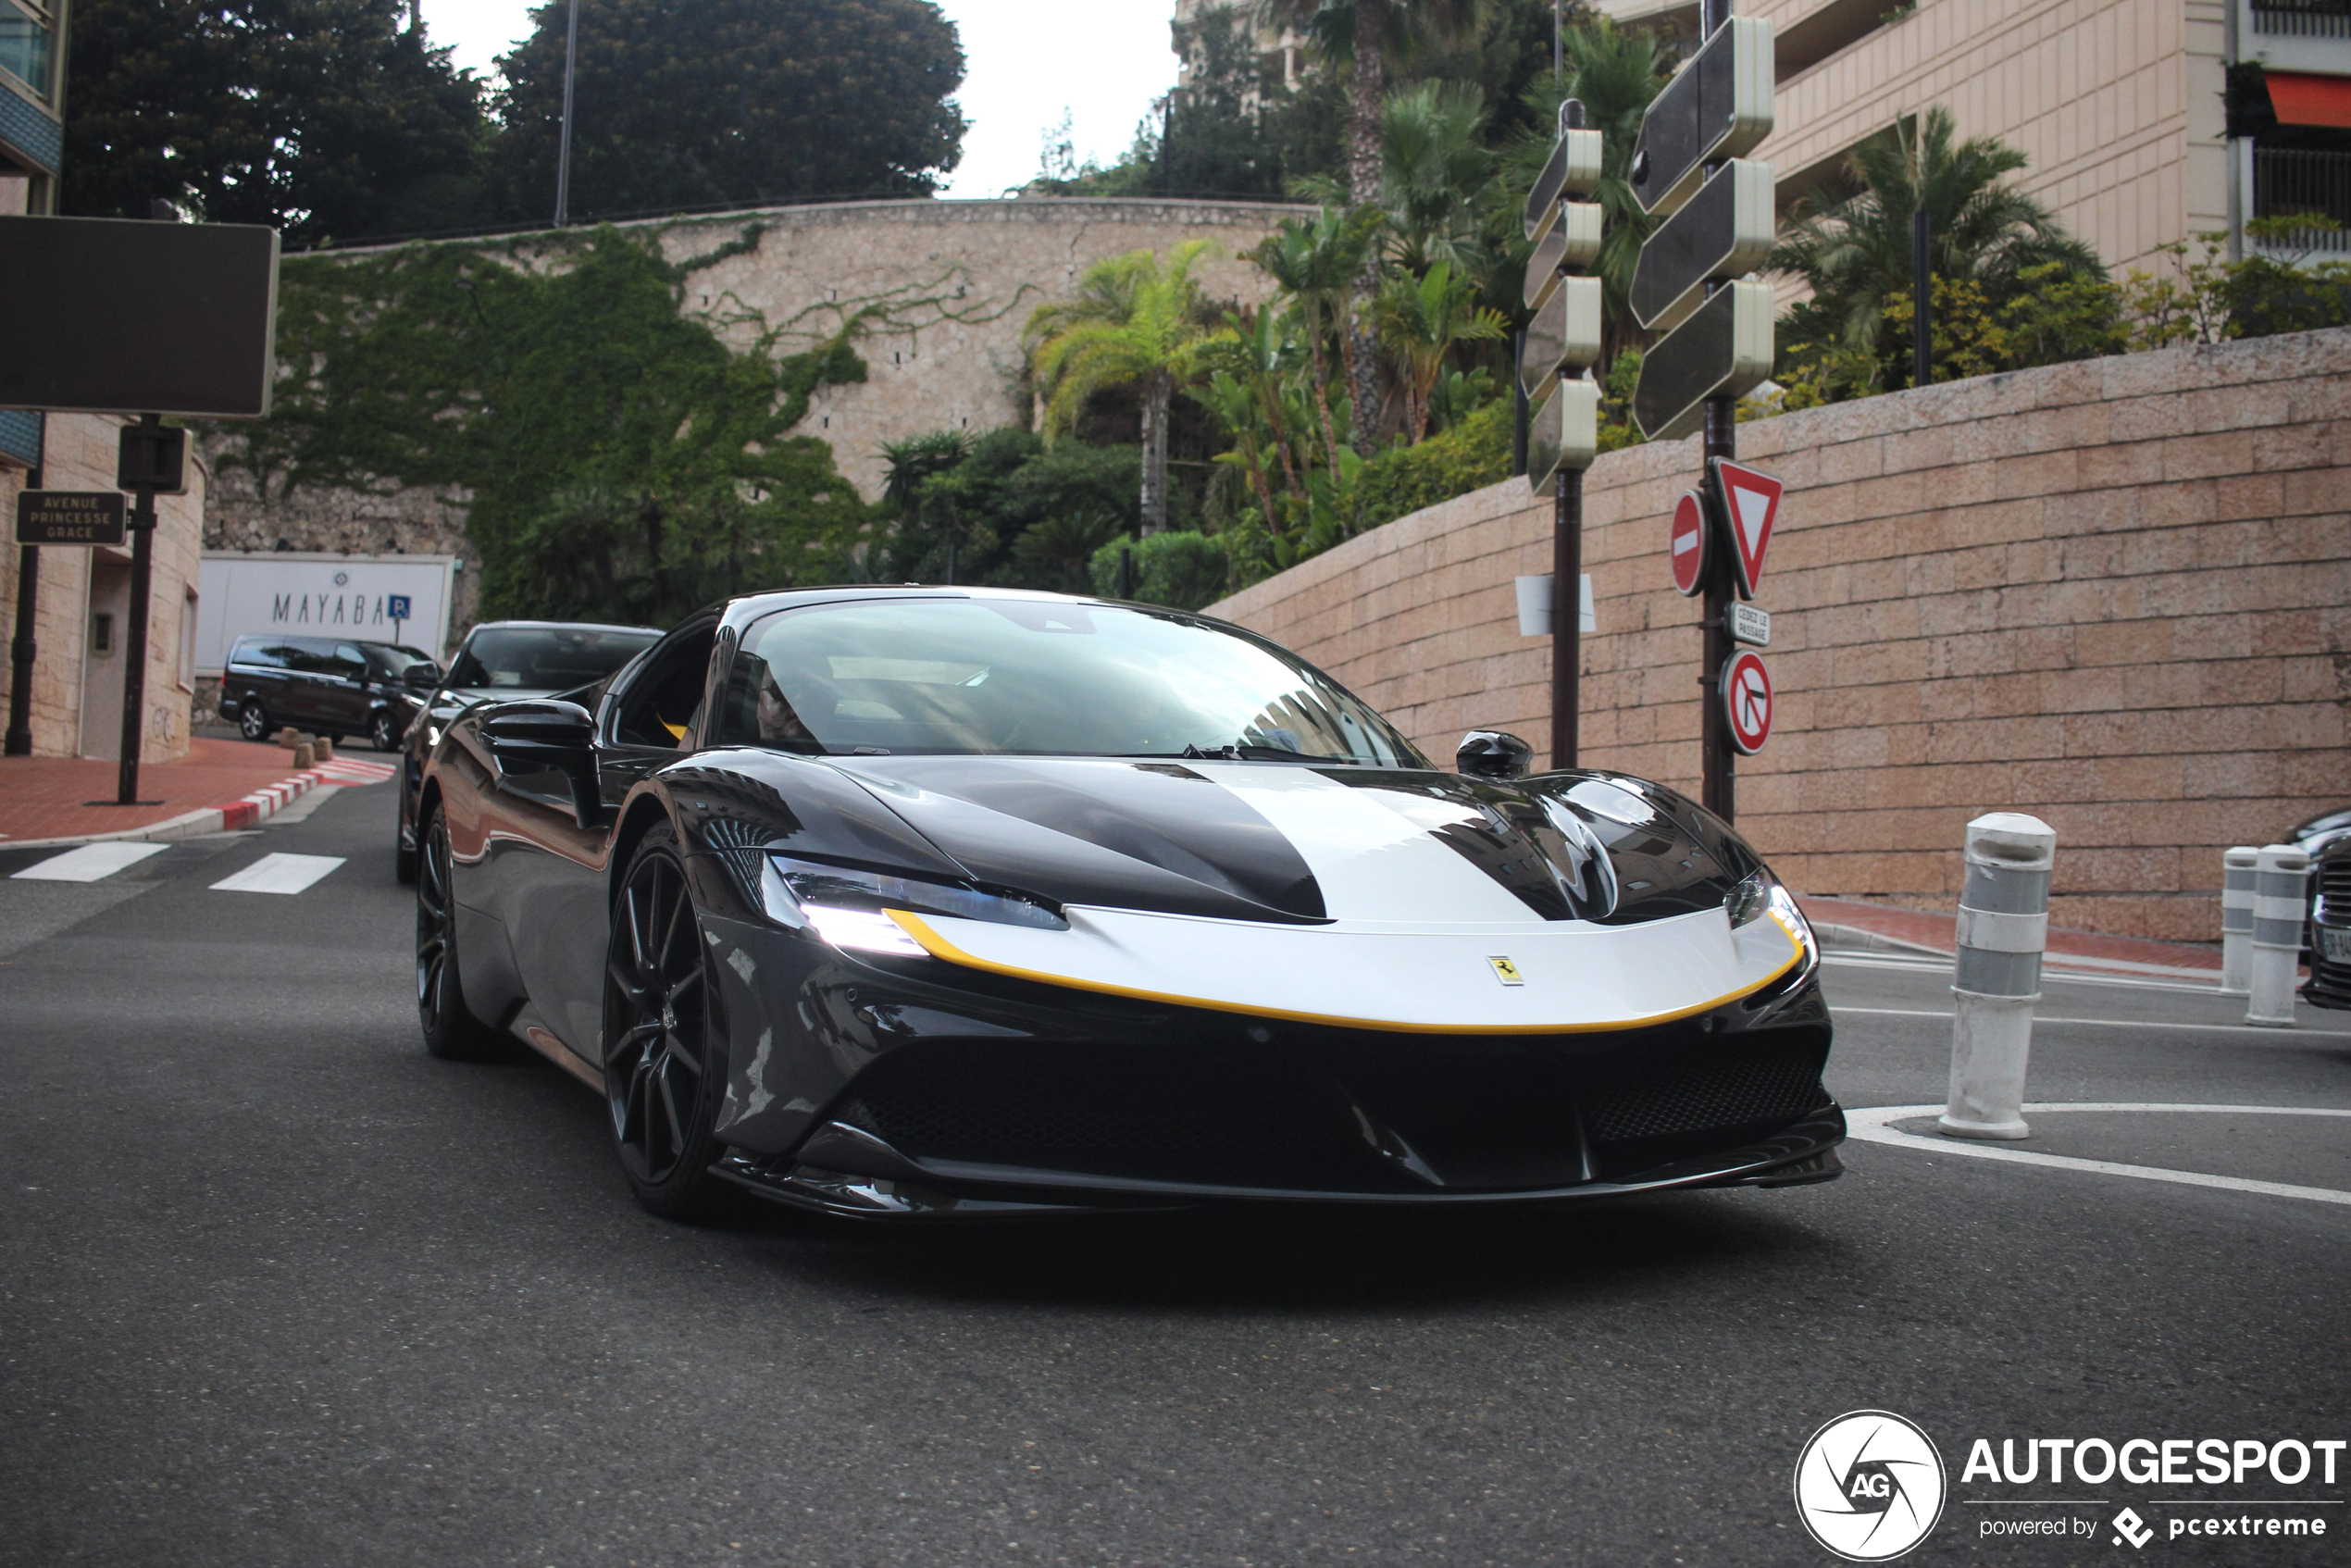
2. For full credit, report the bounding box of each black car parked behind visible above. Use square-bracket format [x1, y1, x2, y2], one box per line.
[218, 635, 442, 751]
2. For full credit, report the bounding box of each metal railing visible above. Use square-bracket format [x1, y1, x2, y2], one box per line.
[2254, 147, 2351, 251]
[2251, 0, 2351, 33]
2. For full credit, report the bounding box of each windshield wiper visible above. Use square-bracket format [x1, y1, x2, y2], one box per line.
[1180, 742, 1357, 765]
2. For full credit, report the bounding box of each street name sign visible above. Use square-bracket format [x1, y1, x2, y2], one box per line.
[1729, 601, 1771, 646]
[1629, 159, 1775, 331]
[1519, 275, 1604, 396]
[1631, 280, 1774, 442]
[16, 491, 126, 547]
[1669, 492, 1709, 596]
[1722, 647, 1773, 753]
[1526, 378, 1601, 491]
[1710, 457, 1785, 597]
[1524, 203, 1604, 311]
[1626, 17, 1774, 218]
[1524, 129, 1605, 244]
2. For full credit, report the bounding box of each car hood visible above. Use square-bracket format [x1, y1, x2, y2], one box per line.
[678, 752, 1759, 929]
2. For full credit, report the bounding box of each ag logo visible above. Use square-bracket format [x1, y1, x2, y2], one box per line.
[1487, 955, 1524, 986]
[1793, 1410, 1947, 1562]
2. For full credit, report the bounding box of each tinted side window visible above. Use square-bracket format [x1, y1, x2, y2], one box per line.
[230, 640, 281, 669]
[330, 641, 369, 678]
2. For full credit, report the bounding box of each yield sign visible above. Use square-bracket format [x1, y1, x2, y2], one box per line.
[1669, 492, 1708, 597]
[1710, 458, 1783, 599]
[1722, 649, 1773, 754]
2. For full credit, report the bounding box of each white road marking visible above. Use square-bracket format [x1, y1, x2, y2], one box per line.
[1847, 1103, 2351, 1208]
[208, 852, 345, 895]
[1825, 952, 2223, 995]
[1831, 1005, 2351, 1039]
[11, 841, 170, 882]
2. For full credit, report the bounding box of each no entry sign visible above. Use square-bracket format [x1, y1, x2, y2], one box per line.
[1670, 492, 1708, 596]
[1722, 648, 1773, 753]
[1710, 458, 1784, 598]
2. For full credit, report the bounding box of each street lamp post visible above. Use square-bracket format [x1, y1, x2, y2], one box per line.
[554, 0, 581, 226]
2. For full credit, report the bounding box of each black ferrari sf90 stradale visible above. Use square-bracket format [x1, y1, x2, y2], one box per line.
[413, 587, 1842, 1220]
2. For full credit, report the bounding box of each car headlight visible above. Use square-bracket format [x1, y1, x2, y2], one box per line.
[763, 854, 1066, 956]
[1726, 870, 1818, 975]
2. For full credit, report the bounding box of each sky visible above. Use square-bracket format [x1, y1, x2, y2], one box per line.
[417, 0, 1183, 198]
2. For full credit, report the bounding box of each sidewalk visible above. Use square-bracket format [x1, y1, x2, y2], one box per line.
[1798, 894, 2224, 981]
[0, 737, 393, 851]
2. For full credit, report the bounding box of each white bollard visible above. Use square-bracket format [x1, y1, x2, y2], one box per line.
[1940, 812, 2057, 1141]
[2246, 843, 2309, 1027]
[2220, 846, 2258, 995]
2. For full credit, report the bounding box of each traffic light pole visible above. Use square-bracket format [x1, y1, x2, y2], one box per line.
[1698, 0, 1736, 824]
[1551, 97, 1587, 773]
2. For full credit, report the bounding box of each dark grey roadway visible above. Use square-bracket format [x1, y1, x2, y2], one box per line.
[2, 783, 2346, 1568]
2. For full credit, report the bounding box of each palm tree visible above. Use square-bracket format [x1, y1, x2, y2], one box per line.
[1772, 106, 2104, 372]
[1378, 81, 1497, 286]
[1256, 0, 1486, 452]
[1373, 259, 1508, 442]
[1500, 19, 1673, 367]
[1245, 205, 1380, 474]
[1027, 243, 1219, 536]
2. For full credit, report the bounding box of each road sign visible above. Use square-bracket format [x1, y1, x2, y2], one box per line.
[388, 594, 414, 621]
[1631, 279, 1773, 442]
[1626, 17, 1773, 218]
[1729, 602, 1770, 646]
[1710, 457, 1784, 597]
[1524, 203, 1604, 311]
[1669, 492, 1708, 596]
[1722, 648, 1773, 753]
[1629, 160, 1775, 331]
[16, 491, 126, 547]
[1524, 129, 1605, 244]
[1519, 275, 1604, 396]
[116, 422, 188, 497]
[1525, 377, 1601, 491]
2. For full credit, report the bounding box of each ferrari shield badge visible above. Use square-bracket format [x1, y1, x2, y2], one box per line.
[1488, 955, 1525, 986]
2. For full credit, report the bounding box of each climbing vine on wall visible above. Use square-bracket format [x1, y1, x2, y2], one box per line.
[206, 224, 1026, 627]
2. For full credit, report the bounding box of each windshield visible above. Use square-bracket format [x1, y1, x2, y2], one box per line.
[447, 627, 659, 691]
[363, 643, 438, 678]
[718, 598, 1426, 766]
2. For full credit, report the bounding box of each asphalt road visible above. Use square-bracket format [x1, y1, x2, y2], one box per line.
[2, 782, 2346, 1568]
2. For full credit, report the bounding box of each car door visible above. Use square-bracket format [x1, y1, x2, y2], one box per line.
[227, 640, 295, 725]
[503, 617, 723, 1058]
[321, 641, 376, 735]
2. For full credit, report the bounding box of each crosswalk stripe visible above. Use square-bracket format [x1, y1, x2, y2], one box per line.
[208, 852, 346, 895]
[11, 841, 171, 882]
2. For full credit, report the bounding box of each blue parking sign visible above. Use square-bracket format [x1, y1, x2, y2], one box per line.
[387, 594, 412, 620]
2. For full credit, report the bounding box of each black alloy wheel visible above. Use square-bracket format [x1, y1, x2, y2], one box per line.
[416, 807, 504, 1059]
[370, 711, 397, 753]
[237, 700, 269, 742]
[602, 823, 728, 1218]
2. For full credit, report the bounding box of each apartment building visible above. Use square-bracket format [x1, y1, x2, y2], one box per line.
[1598, 0, 2349, 272]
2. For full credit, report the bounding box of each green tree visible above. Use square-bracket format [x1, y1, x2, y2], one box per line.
[211, 228, 870, 623]
[1027, 243, 1221, 537]
[1373, 258, 1507, 442]
[64, 0, 488, 244]
[489, 0, 965, 223]
[1772, 107, 2104, 392]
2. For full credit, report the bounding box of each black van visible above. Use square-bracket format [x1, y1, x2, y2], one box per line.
[218, 635, 441, 750]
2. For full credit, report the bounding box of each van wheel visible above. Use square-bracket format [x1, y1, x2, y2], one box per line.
[237, 701, 269, 741]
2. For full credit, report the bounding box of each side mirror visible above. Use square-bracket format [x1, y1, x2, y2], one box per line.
[482, 701, 600, 827]
[1457, 729, 1534, 780]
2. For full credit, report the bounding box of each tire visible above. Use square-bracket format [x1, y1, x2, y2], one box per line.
[602, 822, 730, 1220]
[237, 700, 269, 742]
[416, 807, 508, 1060]
[371, 711, 398, 753]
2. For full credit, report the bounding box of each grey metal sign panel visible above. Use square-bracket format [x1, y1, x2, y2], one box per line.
[1518, 276, 1603, 398]
[1524, 203, 1604, 312]
[0, 216, 280, 418]
[1630, 280, 1774, 442]
[1526, 377, 1602, 491]
[1626, 17, 1773, 218]
[1524, 129, 1605, 244]
[16, 491, 127, 547]
[1629, 159, 1776, 331]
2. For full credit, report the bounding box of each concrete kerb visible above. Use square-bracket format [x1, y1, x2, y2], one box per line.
[0, 766, 344, 853]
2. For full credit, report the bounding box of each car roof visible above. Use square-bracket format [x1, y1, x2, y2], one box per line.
[461, 620, 663, 637]
[711, 584, 1201, 641]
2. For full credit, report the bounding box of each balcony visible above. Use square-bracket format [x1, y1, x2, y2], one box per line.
[2253, 145, 2351, 251]
[2245, 0, 2351, 74]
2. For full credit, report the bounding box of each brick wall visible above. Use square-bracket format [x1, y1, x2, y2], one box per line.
[1208, 328, 2351, 943]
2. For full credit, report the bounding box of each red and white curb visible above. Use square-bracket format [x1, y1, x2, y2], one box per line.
[0, 757, 396, 852]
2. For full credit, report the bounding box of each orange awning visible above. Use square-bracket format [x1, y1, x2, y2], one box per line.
[2266, 71, 2351, 130]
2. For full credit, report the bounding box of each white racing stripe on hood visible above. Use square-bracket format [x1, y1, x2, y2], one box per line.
[1188, 764, 1533, 925]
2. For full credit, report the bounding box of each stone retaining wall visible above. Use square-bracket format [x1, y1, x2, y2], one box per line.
[1207, 329, 2351, 942]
